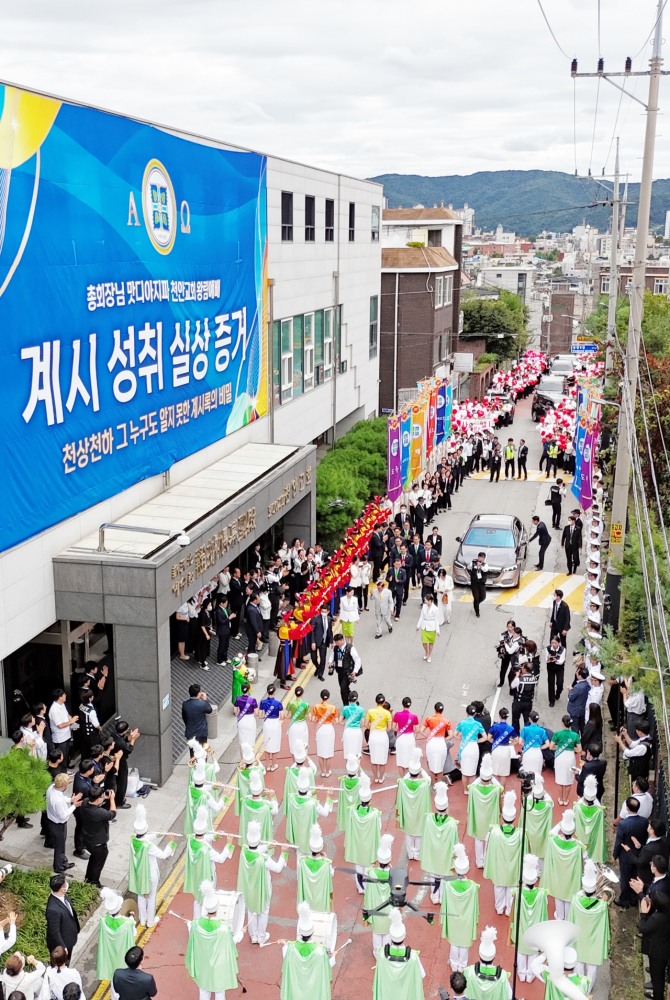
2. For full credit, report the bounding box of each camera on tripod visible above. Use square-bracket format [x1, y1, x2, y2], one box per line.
[518, 769, 535, 795]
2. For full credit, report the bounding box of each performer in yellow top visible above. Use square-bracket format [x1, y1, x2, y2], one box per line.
[311, 690, 339, 778]
[366, 694, 393, 784]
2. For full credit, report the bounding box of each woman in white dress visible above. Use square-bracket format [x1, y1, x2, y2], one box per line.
[339, 585, 360, 644]
[416, 593, 440, 662]
[349, 557, 364, 613]
[340, 691, 365, 758]
[359, 556, 372, 612]
[233, 682, 258, 755]
[365, 694, 393, 783]
[392, 697, 420, 774]
[455, 705, 488, 793]
[258, 683, 284, 771]
[435, 567, 454, 627]
[311, 689, 338, 777]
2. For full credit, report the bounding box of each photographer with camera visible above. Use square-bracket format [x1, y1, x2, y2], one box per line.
[545, 636, 566, 708]
[80, 786, 116, 888]
[509, 659, 539, 734]
[496, 622, 524, 690]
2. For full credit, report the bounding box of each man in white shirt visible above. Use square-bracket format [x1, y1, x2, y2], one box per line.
[585, 670, 605, 720]
[20, 712, 47, 760]
[49, 690, 79, 768]
[0, 909, 17, 958]
[617, 778, 655, 821]
[46, 774, 83, 874]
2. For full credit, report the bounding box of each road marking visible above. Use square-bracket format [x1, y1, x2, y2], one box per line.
[457, 571, 584, 612]
[468, 469, 574, 484]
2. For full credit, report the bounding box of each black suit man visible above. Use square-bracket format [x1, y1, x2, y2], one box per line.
[576, 745, 607, 800]
[113, 946, 158, 1000]
[245, 595, 264, 657]
[561, 516, 582, 575]
[635, 821, 670, 888]
[311, 609, 333, 681]
[386, 558, 407, 619]
[529, 516, 551, 570]
[228, 572, 244, 636]
[46, 874, 80, 959]
[399, 546, 413, 605]
[409, 537, 425, 589]
[550, 589, 571, 645]
[614, 797, 649, 908]
[428, 529, 442, 557]
[517, 439, 528, 480]
[369, 528, 386, 582]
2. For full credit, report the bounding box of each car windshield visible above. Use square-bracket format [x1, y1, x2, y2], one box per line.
[539, 378, 564, 392]
[464, 526, 515, 548]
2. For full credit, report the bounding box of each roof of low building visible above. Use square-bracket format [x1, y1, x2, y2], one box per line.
[383, 206, 461, 222]
[382, 246, 458, 270]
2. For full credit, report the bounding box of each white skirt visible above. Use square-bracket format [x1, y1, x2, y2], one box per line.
[460, 741, 480, 777]
[491, 744, 512, 777]
[521, 748, 544, 778]
[426, 737, 447, 775]
[316, 723, 335, 760]
[288, 720, 309, 757]
[237, 714, 257, 750]
[369, 730, 390, 766]
[343, 727, 363, 758]
[395, 733, 416, 769]
[262, 718, 282, 754]
[554, 749, 576, 786]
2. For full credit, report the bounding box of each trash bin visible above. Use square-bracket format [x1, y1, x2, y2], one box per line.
[207, 704, 219, 740]
[246, 652, 259, 675]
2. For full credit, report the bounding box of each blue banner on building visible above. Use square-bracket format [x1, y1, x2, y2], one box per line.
[0, 84, 268, 552]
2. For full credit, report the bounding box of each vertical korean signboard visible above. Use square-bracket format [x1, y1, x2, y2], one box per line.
[0, 84, 268, 552]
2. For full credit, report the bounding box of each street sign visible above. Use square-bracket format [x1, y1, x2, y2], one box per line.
[576, 334, 593, 343]
[571, 343, 598, 353]
[611, 522, 623, 545]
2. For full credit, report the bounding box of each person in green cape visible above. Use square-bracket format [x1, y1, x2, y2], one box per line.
[363, 833, 394, 956]
[529, 944, 590, 1000]
[185, 879, 239, 1000]
[344, 774, 382, 893]
[231, 656, 249, 705]
[185, 805, 235, 919]
[395, 748, 431, 861]
[188, 737, 221, 785]
[235, 742, 266, 814]
[284, 739, 317, 802]
[297, 823, 334, 912]
[540, 809, 586, 920]
[522, 775, 554, 872]
[466, 754, 502, 868]
[508, 853, 548, 983]
[337, 754, 362, 832]
[442, 844, 480, 973]
[464, 926, 512, 1000]
[286, 686, 311, 759]
[573, 774, 606, 863]
[484, 790, 526, 917]
[372, 909, 425, 1000]
[184, 762, 227, 835]
[240, 770, 278, 845]
[128, 803, 175, 928]
[280, 902, 335, 1000]
[420, 781, 459, 903]
[237, 819, 287, 946]
[285, 767, 333, 857]
[568, 859, 610, 988]
[96, 888, 137, 983]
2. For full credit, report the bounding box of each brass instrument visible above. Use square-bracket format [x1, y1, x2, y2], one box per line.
[592, 863, 619, 902]
[187, 743, 216, 766]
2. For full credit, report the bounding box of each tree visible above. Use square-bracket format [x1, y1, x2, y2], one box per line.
[461, 290, 529, 360]
[0, 749, 52, 839]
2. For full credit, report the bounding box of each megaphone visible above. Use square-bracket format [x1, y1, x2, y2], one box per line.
[522, 920, 589, 1000]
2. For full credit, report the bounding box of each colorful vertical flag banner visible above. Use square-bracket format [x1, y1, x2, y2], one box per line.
[387, 416, 403, 502]
[426, 384, 438, 458]
[409, 401, 426, 482]
[579, 396, 601, 511]
[571, 386, 588, 503]
[436, 380, 447, 444]
[400, 408, 412, 488]
[444, 381, 454, 440]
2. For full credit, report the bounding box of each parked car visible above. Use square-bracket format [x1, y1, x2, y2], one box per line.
[531, 375, 568, 422]
[550, 354, 575, 377]
[452, 513, 528, 589]
[486, 388, 516, 426]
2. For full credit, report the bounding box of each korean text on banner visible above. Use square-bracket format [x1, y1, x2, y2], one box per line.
[571, 386, 588, 504]
[387, 416, 402, 502]
[409, 402, 426, 481]
[579, 397, 600, 511]
[436, 380, 446, 444]
[0, 83, 268, 552]
[400, 409, 412, 488]
[444, 382, 454, 440]
[426, 384, 438, 458]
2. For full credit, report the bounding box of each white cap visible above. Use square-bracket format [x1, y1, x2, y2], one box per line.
[522, 853, 539, 885]
[564, 946, 578, 970]
[502, 789, 517, 822]
[377, 833, 394, 865]
[296, 766, 312, 793]
[479, 926, 497, 962]
[193, 763, 207, 786]
[532, 775, 545, 799]
[247, 820, 262, 848]
[297, 901, 314, 938]
[560, 809, 576, 835]
[200, 879, 218, 914]
[249, 772, 263, 796]
[433, 781, 449, 812]
[453, 843, 470, 876]
[389, 909, 406, 943]
[133, 802, 149, 835]
[588, 551, 601, 564]
[590, 668, 605, 680]
[188, 738, 206, 761]
[589, 593, 602, 607]
[193, 805, 209, 836]
[407, 748, 422, 775]
[583, 775, 599, 802]
[358, 774, 372, 803]
[346, 754, 360, 775]
[100, 886, 123, 914]
[582, 859, 598, 892]
[241, 743, 256, 765]
[480, 754, 493, 780]
[294, 740, 308, 764]
[309, 823, 324, 854]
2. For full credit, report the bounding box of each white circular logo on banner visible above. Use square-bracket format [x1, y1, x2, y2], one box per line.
[391, 439, 399, 457]
[142, 158, 177, 255]
[402, 430, 410, 448]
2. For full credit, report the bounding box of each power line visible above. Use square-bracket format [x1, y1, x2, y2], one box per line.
[597, 0, 602, 55]
[634, 0, 669, 58]
[536, 0, 572, 59]
[588, 76, 601, 176]
[603, 82, 626, 174]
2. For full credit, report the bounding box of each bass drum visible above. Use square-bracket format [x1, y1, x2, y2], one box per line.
[310, 910, 338, 953]
[215, 890, 245, 942]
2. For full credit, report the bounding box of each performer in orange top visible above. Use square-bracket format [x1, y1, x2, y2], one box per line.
[311, 689, 339, 777]
[420, 702, 452, 782]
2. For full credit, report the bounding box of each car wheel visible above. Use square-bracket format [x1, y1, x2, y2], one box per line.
[532, 410, 539, 422]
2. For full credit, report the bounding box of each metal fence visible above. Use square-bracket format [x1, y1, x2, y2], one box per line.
[648, 701, 670, 827]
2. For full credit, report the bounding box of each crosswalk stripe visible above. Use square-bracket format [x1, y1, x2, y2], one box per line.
[457, 570, 584, 612]
[536, 574, 585, 609]
[469, 469, 574, 484]
[503, 572, 557, 606]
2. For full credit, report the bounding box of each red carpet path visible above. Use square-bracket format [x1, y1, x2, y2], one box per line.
[143, 724, 563, 999]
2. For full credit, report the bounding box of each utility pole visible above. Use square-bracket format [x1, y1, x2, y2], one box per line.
[605, 139, 621, 375]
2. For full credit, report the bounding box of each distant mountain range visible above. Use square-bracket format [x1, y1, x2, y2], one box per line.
[369, 169, 670, 237]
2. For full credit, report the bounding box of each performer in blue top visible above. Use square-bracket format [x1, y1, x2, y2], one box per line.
[455, 706, 487, 794]
[487, 707, 517, 788]
[259, 684, 285, 771]
[341, 690, 366, 759]
[518, 710, 549, 777]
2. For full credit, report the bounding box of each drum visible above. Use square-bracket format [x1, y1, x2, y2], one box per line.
[310, 910, 338, 952]
[215, 890, 245, 941]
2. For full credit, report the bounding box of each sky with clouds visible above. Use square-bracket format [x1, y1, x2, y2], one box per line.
[0, 0, 666, 181]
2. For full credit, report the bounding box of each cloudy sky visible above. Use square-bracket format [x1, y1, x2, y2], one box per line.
[0, 0, 666, 181]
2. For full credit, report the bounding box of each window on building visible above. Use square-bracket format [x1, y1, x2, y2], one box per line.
[292, 315, 304, 397]
[435, 276, 444, 308]
[600, 275, 610, 294]
[281, 192, 293, 242]
[371, 206, 380, 242]
[315, 310, 324, 384]
[324, 307, 334, 378]
[305, 195, 315, 242]
[280, 318, 293, 402]
[325, 199, 335, 242]
[427, 229, 442, 247]
[444, 274, 453, 305]
[272, 320, 281, 406]
[304, 313, 315, 390]
[654, 278, 668, 295]
[625, 278, 633, 294]
[348, 202, 356, 242]
[335, 305, 342, 361]
[369, 295, 378, 358]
